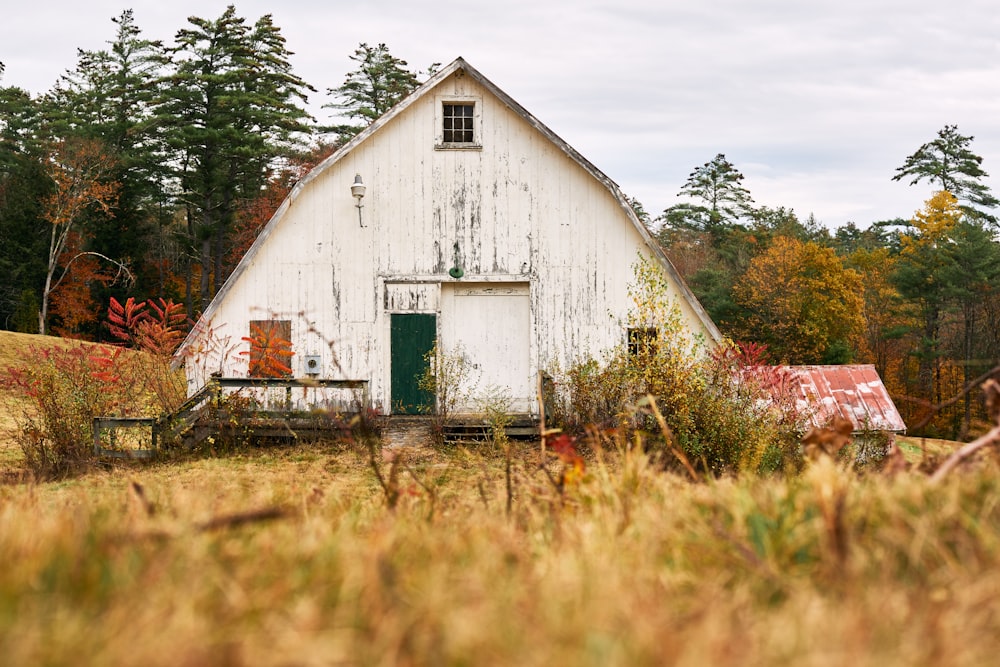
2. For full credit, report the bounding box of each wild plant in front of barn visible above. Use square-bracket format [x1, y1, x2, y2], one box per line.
[106, 296, 188, 414]
[557, 256, 804, 476]
[699, 340, 807, 473]
[2, 298, 191, 477]
[476, 386, 516, 514]
[240, 321, 294, 379]
[418, 341, 477, 445]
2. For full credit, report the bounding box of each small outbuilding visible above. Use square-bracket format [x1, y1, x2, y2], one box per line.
[787, 364, 907, 460]
[173, 57, 720, 416]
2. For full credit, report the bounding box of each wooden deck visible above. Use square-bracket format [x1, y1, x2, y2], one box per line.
[93, 377, 370, 458]
[93, 378, 539, 458]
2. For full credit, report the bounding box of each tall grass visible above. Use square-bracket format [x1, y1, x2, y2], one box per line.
[1, 443, 998, 666]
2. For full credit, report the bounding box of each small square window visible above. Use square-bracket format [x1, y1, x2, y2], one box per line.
[628, 328, 658, 357]
[442, 102, 475, 143]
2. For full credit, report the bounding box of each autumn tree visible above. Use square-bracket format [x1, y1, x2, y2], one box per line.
[45, 10, 172, 311]
[324, 43, 432, 144]
[846, 247, 909, 383]
[893, 125, 999, 224]
[733, 235, 864, 364]
[38, 138, 123, 335]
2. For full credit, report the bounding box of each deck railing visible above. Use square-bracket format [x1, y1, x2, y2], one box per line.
[93, 377, 369, 458]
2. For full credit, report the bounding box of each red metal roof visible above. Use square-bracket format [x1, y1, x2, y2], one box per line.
[785, 364, 907, 433]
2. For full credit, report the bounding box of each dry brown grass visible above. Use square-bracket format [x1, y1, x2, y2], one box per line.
[0, 440, 999, 666]
[896, 434, 962, 466]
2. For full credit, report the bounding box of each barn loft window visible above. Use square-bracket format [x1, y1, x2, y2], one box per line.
[246, 319, 293, 378]
[443, 103, 475, 143]
[436, 96, 481, 149]
[627, 327, 658, 357]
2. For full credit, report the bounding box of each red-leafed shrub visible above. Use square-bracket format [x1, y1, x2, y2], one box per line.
[3, 343, 131, 477]
[2, 297, 189, 478]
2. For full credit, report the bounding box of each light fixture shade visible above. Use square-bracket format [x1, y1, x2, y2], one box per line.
[351, 174, 366, 200]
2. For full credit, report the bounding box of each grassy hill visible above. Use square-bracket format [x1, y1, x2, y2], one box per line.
[0, 331, 117, 467]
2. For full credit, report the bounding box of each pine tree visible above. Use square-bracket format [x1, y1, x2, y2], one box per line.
[155, 6, 315, 310]
[0, 86, 49, 331]
[659, 153, 755, 233]
[893, 125, 999, 224]
[324, 43, 430, 145]
[45, 10, 170, 313]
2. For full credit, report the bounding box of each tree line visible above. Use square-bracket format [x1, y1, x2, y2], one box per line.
[0, 7, 427, 337]
[652, 127, 1000, 439]
[2, 8, 997, 438]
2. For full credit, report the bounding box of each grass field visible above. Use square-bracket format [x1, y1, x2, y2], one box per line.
[1, 332, 999, 665]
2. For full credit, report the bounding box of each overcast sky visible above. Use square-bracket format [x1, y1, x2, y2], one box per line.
[4, 0, 1000, 229]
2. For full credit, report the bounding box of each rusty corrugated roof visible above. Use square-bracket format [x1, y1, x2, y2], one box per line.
[785, 365, 907, 433]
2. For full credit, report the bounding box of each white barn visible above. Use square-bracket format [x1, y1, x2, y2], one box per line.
[173, 57, 720, 416]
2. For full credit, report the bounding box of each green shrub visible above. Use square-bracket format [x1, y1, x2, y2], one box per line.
[554, 256, 805, 476]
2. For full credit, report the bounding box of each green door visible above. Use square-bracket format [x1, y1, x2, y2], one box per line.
[390, 313, 436, 414]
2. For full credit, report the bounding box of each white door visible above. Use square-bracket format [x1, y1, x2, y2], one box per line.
[440, 283, 533, 414]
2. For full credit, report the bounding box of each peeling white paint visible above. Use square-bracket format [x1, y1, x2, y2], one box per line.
[175, 58, 719, 414]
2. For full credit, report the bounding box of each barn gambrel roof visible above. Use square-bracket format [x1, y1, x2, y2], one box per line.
[174, 57, 721, 363]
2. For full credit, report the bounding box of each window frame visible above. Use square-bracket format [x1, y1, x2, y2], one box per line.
[435, 95, 482, 150]
[627, 327, 659, 358]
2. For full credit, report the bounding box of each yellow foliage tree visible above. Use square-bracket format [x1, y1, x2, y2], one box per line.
[734, 236, 864, 364]
[848, 247, 912, 384]
[893, 191, 963, 409]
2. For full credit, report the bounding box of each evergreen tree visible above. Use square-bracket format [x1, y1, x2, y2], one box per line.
[656, 154, 760, 333]
[892, 192, 962, 422]
[324, 43, 430, 145]
[659, 153, 755, 233]
[155, 6, 314, 310]
[939, 219, 1000, 437]
[893, 125, 999, 224]
[0, 87, 49, 331]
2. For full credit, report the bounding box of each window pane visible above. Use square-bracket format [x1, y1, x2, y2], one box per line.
[442, 102, 475, 143]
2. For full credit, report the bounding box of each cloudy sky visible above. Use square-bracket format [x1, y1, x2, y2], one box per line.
[4, 0, 1000, 229]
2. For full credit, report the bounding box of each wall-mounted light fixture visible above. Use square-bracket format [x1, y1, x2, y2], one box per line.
[351, 174, 366, 227]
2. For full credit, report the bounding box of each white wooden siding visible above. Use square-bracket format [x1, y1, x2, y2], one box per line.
[440, 283, 533, 413]
[181, 63, 717, 413]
